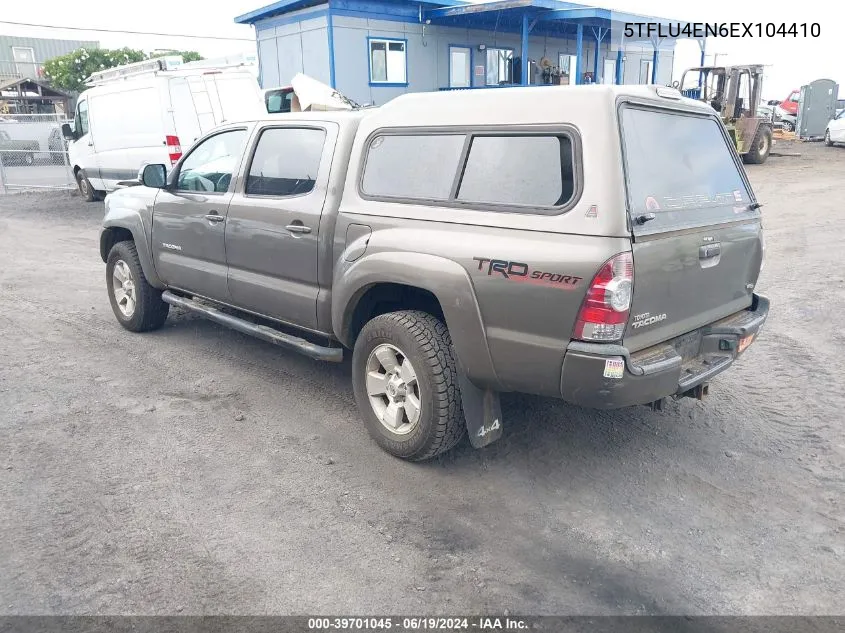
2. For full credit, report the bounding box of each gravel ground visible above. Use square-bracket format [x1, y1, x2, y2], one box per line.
[0, 142, 843, 616]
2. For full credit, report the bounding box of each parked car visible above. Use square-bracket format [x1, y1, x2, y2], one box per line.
[777, 89, 801, 116]
[98, 84, 770, 461]
[63, 55, 265, 202]
[0, 129, 38, 166]
[760, 101, 796, 131]
[825, 108, 845, 146]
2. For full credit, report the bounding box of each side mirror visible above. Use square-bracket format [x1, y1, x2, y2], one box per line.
[61, 123, 75, 141]
[141, 163, 167, 188]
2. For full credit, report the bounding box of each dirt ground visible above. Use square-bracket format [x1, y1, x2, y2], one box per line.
[0, 141, 843, 616]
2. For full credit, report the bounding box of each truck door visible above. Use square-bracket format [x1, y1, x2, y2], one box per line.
[224, 122, 336, 330]
[151, 127, 249, 301]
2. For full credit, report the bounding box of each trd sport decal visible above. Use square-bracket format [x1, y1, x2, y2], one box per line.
[472, 257, 582, 288]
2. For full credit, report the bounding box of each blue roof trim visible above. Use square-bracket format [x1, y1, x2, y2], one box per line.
[235, 0, 327, 24]
[253, 7, 328, 30]
[236, 0, 696, 41]
[236, 0, 463, 25]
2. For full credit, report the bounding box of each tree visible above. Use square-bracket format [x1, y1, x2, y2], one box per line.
[42, 48, 205, 94]
[42, 47, 147, 93]
[149, 50, 204, 63]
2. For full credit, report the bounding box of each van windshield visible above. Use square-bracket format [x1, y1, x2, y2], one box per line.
[620, 106, 755, 233]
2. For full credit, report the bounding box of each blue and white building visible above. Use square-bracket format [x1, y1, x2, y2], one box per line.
[235, 0, 702, 106]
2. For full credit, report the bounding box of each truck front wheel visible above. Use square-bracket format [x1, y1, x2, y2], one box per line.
[106, 241, 169, 332]
[352, 310, 466, 461]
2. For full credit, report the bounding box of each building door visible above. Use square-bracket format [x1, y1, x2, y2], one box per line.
[639, 59, 653, 84]
[558, 54, 577, 85]
[449, 46, 472, 88]
[602, 59, 616, 84]
[12, 47, 37, 78]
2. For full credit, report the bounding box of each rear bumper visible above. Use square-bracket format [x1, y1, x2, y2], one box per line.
[559, 294, 770, 410]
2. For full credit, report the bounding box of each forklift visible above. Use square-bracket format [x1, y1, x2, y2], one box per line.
[676, 64, 773, 164]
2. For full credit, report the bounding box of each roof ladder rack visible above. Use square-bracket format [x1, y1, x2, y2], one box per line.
[85, 56, 184, 86]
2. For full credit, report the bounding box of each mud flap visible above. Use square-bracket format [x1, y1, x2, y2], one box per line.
[457, 367, 503, 449]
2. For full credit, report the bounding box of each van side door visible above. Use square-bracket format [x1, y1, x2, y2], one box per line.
[224, 122, 337, 330]
[151, 126, 249, 301]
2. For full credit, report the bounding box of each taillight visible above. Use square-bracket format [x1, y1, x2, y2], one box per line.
[573, 252, 634, 342]
[166, 135, 182, 166]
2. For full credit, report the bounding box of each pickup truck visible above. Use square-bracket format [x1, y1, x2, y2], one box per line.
[99, 84, 770, 461]
[0, 129, 38, 166]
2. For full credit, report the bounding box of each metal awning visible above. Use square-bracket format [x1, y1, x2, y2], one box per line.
[422, 0, 704, 86]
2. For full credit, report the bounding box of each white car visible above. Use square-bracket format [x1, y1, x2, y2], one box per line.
[825, 109, 845, 146]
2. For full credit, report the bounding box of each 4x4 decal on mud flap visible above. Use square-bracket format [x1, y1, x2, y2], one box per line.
[472, 257, 582, 289]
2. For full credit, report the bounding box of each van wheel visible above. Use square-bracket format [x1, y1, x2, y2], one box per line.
[743, 125, 772, 164]
[106, 241, 169, 332]
[23, 153, 34, 166]
[352, 310, 466, 461]
[76, 170, 104, 201]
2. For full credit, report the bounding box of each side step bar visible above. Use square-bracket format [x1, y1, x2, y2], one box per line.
[161, 291, 343, 363]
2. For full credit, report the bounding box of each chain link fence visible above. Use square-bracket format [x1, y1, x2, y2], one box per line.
[0, 113, 76, 194]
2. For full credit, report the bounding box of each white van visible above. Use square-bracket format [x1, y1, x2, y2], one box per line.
[64, 56, 265, 200]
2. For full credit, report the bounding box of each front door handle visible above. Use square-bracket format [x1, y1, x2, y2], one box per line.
[205, 212, 225, 223]
[286, 223, 312, 235]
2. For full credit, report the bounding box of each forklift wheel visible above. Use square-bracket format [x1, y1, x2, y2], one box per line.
[743, 125, 772, 165]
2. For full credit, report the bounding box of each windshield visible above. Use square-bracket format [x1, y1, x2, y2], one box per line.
[620, 105, 755, 233]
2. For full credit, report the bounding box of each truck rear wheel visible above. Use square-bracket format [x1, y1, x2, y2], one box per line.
[743, 125, 772, 164]
[352, 310, 466, 461]
[106, 241, 169, 332]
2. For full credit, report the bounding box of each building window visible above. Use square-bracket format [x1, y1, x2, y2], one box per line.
[486, 48, 513, 85]
[369, 38, 407, 85]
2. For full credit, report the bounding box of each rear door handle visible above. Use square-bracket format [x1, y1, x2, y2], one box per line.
[286, 223, 312, 234]
[205, 212, 225, 223]
[699, 243, 721, 259]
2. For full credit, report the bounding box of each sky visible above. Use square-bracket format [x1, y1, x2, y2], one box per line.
[0, 0, 838, 101]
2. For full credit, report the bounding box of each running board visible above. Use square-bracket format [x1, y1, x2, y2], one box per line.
[161, 291, 343, 362]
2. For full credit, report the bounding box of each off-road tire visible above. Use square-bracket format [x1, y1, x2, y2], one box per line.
[352, 310, 466, 461]
[106, 240, 169, 332]
[743, 125, 773, 164]
[825, 129, 834, 147]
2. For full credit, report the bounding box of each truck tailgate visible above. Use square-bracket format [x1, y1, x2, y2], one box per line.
[618, 103, 764, 353]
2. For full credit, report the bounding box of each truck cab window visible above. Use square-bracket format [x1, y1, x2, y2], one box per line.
[176, 129, 247, 193]
[246, 127, 326, 197]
